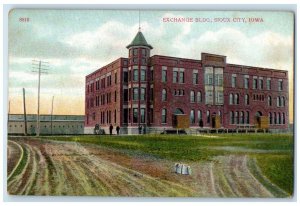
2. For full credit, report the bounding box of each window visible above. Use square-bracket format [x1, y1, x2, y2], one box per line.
[150, 108, 153, 123]
[269, 112, 272, 124]
[162, 67, 167, 82]
[193, 72, 198, 84]
[281, 96, 285, 107]
[190, 110, 195, 124]
[259, 78, 263, 90]
[133, 69, 139, 81]
[268, 96, 272, 106]
[205, 74, 213, 85]
[173, 71, 178, 83]
[179, 71, 184, 83]
[140, 88, 146, 100]
[205, 90, 213, 105]
[123, 71, 128, 83]
[267, 78, 271, 90]
[114, 109, 116, 123]
[283, 113, 286, 124]
[240, 111, 244, 124]
[133, 108, 138, 123]
[231, 74, 237, 88]
[114, 90, 117, 102]
[151, 69, 154, 81]
[246, 111, 250, 124]
[229, 94, 233, 105]
[253, 77, 258, 89]
[230, 111, 234, 124]
[162, 89, 167, 101]
[141, 69, 146, 81]
[133, 48, 138, 56]
[197, 92, 202, 103]
[197, 110, 202, 123]
[234, 94, 239, 104]
[278, 79, 283, 91]
[244, 75, 249, 89]
[215, 91, 224, 105]
[140, 108, 145, 123]
[278, 112, 282, 124]
[133, 88, 139, 100]
[277, 97, 280, 107]
[123, 108, 128, 124]
[190, 91, 195, 103]
[235, 111, 239, 124]
[245, 94, 249, 105]
[142, 49, 146, 56]
[207, 110, 210, 124]
[274, 112, 277, 124]
[215, 73, 223, 86]
[162, 109, 167, 124]
[115, 72, 117, 84]
[150, 88, 153, 101]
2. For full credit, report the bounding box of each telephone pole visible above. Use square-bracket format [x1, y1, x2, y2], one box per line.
[50, 96, 54, 135]
[32, 60, 49, 136]
[23, 88, 28, 135]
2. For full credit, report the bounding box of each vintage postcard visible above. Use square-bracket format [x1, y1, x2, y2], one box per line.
[7, 9, 294, 197]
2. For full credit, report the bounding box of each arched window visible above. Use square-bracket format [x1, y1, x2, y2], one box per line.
[281, 96, 285, 107]
[235, 94, 239, 104]
[197, 110, 202, 123]
[197, 91, 202, 103]
[235, 111, 239, 124]
[278, 112, 282, 124]
[246, 111, 250, 124]
[274, 112, 277, 124]
[240, 111, 244, 124]
[190, 90, 195, 102]
[190, 110, 195, 124]
[229, 94, 233, 105]
[162, 89, 167, 101]
[268, 96, 272, 106]
[162, 109, 167, 123]
[245, 94, 249, 105]
[277, 97, 280, 107]
[283, 113, 286, 124]
[269, 112, 272, 124]
[230, 111, 234, 124]
[207, 110, 210, 123]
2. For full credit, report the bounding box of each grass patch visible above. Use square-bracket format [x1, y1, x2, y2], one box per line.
[40, 133, 293, 161]
[8, 144, 28, 182]
[255, 154, 294, 196]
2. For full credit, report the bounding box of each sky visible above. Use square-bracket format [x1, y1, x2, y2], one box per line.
[8, 10, 294, 122]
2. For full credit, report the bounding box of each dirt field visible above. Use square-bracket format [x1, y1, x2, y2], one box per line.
[7, 137, 289, 197]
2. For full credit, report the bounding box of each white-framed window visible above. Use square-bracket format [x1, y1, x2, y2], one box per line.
[162, 108, 167, 124]
[162, 67, 167, 82]
[190, 110, 195, 124]
[133, 88, 139, 100]
[215, 91, 224, 105]
[140, 69, 146, 81]
[267, 78, 271, 90]
[140, 108, 145, 123]
[162, 89, 167, 101]
[245, 94, 249, 105]
[133, 69, 139, 81]
[193, 70, 198, 84]
[278, 79, 283, 91]
[234, 94, 239, 104]
[259, 77, 263, 90]
[229, 93, 233, 105]
[244, 75, 249, 89]
[140, 88, 146, 100]
[197, 92, 202, 103]
[190, 90, 195, 102]
[231, 74, 237, 88]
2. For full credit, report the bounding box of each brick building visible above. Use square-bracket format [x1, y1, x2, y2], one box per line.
[85, 30, 289, 134]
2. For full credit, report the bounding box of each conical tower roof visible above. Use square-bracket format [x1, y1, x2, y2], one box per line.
[126, 31, 153, 49]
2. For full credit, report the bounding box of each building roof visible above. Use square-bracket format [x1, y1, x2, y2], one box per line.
[126, 31, 153, 49]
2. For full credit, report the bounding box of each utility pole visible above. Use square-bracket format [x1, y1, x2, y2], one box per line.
[51, 96, 54, 135]
[23, 88, 28, 136]
[32, 60, 49, 137]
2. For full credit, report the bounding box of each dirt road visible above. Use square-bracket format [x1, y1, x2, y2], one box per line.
[7, 138, 288, 197]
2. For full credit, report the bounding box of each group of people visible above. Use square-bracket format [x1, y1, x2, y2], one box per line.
[109, 124, 120, 135]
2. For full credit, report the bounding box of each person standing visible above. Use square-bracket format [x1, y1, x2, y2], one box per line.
[116, 125, 120, 135]
[109, 124, 113, 135]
